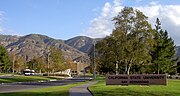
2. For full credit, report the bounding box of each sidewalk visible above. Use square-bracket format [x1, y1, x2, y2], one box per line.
[69, 81, 98, 96]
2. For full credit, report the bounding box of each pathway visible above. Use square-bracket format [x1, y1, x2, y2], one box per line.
[69, 81, 98, 96]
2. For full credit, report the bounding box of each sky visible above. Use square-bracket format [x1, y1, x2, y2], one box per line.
[0, 0, 180, 45]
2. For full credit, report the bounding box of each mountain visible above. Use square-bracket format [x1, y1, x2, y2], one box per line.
[176, 46, 180, 57]
[1, 34, 180, 64]
[65, 36, 95, 54]
[0, 35, 20, 46]
[65, 36, 102, 54]
[0, 34, 89, 63]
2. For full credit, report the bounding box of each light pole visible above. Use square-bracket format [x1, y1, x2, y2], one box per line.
[12, 54, 15, 76]
[46, 47, 50, 76]
[93, 41, 96, 79]
[47, 49, 50, 76]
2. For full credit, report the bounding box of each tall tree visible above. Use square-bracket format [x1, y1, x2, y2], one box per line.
[9, 51, 16, 75]
[95, 37, 117, 74]
[27, 56, 45, 73]
[35, 57, 45, 73]
[96, 7, 155, 74]
[14, 56, 26, 73]
[47, 47, 65, 73]
[0, 46, 11, 73]
[151, 18, 177, 74]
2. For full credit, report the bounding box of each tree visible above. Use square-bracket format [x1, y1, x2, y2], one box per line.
[46, 47, 65, 74]
[27, 56, 45, 73]
[27, 58, 36, 70]
[14, 56, 26, 73]
[151, 18, 177, 74]
[35, 57, 45, 73]
[0, 46, 11, 73]
[96, 7, 155, 74]
[65, 59, 77, 72]
[95, 37, 117, 74]
[9, 51, 16, 75]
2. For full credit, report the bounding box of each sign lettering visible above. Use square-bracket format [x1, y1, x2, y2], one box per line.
[106, 74, 167, 85]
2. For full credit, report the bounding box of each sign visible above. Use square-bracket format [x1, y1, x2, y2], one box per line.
[106, 74, 167, 85]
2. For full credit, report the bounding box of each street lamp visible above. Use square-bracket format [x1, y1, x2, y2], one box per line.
[46, 46, 50, 76]
[93, 41, 96, 79]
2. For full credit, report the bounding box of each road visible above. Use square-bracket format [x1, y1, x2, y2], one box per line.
[0, 77, 92, 93]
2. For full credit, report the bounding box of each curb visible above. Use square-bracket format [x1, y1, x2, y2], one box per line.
[87, 87, 94, 96]
[0, 79, 58, 85]
[87, 81, 98, 96]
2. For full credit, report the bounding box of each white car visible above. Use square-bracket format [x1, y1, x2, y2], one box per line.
[23, 69, 35, 76]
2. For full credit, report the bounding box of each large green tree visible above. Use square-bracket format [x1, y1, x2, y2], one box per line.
[151, 18, 177, 74]
[27, 56, 45, 73]
[47, 47, 65, 73]
[96, 7, 155, 74]
[0, 46, 11, 72]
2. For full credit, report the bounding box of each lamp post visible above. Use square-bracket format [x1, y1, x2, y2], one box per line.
[93, 41, 96, 79]
[46, 47, 50, 76]
[12, 54, 15, 76]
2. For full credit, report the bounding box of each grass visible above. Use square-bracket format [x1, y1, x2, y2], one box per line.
[0, 73, 5, 75]
[78, 73, 93, 77]
[89, 77, 180, 96]
[0, 75, 62, 83]
[0, 82, 86, 96]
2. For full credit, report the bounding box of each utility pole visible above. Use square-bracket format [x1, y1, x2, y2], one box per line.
[11, 51, 16, 76]
[93, 41, 96, 79]
[12, 54, 15, 76]
[47, 48, 50, 76]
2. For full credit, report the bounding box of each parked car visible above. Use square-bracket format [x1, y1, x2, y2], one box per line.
[23, 69, 35, 76]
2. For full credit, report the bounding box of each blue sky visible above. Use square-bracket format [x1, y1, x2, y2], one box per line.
[0, 0, 109, 39]
[0, 0, 180, 45]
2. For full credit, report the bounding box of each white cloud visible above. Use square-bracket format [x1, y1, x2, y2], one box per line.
[0, 11, 20, 36]
[83, 1, 123, 38]
[83, 0, 180, 45]
[137, 3, 180, 45]
[0, 11, 4, 33]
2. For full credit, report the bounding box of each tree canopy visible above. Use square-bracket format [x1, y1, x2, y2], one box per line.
[151, 18, 177, 74]
[0, 46, 11, 72]
[95, 7, 176, 75]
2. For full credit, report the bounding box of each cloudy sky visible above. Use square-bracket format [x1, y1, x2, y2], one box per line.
[0, 0, 180, 45]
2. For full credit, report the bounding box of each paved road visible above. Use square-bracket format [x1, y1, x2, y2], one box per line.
[0, 77, 91, 93]
[69, 81, 98, 96]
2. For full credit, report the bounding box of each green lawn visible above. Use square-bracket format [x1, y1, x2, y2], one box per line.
[0, 82, 86, 96]
[0, 73, 5, 75]
[0, 75, 62, 83]
[89, 78, 180, 96]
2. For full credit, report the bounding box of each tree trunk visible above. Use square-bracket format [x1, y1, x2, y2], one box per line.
[39, 69, 41, 74]
[12, 56, 15, 76]
[127, 66, 131, 75]
[157, 63, 159, 74]
[116, 61, 118, 75]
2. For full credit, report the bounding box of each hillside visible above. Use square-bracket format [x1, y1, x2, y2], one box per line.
[0, 35, 20, 46]
[0, 34, 89, 63]
[65, 36, 95, 53]
[1, 34, 180, 64]
[176, 46, 180, 57]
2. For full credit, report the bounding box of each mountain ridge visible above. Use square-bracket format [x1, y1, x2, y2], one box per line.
[1, 34, 179, 64]
[0, 34, 91, 64]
